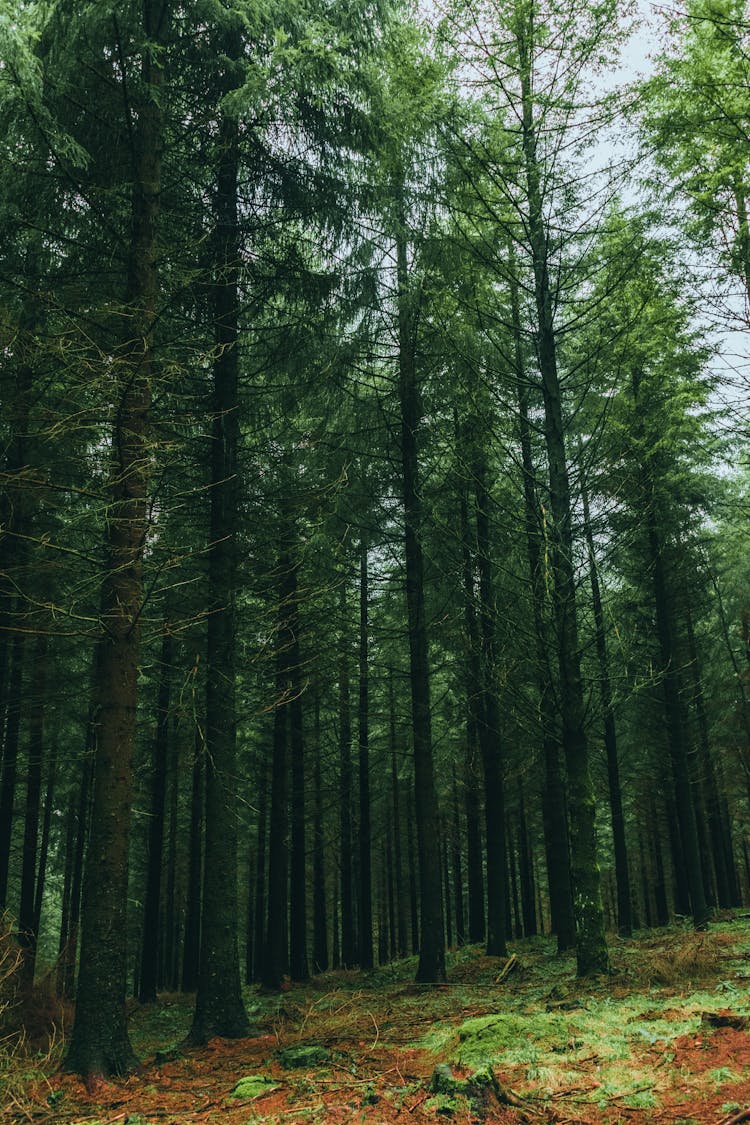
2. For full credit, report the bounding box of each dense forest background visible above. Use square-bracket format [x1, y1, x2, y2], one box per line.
[1, 0, 749, 1085]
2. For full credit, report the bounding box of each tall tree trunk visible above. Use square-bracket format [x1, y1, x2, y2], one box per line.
[339, 583, 356, 967]
[60, 737, 94, 999]
[580, 465, 632, 936]
[181, 726, 203, 992]
[19, 633, 48, 984]
[65, 8, 165, 1075]
[685, 610, 737, 906]
[33, 736, 57, 940]
[312, 694, 328, 974]
[389, 673, 407, 959]
[647, 515, 708, 928]
[288, 553, 308, 983]
[190, 21, 250, 1035]
[516, 30, 607, 974]
[250, 745, 268, 983]
[517, 783, 537, 937]
[512, 317, 574, 952]
[0, 633, 24, 907]
[456, 428, 486, 946]
[358, 539, 373, 970]
[451, 769, 465, 946]
[139, 627, 173, 1002]
[262, 555, 293, 991]
[473, 453, 507, 958]
[397, 220, 445, 982]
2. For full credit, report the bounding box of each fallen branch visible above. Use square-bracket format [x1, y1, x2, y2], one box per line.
[715, 1108, 750, 1125]
[495, 954, 518, 984]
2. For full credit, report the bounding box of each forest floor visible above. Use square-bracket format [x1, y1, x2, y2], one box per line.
[6, 918, 750, 1125]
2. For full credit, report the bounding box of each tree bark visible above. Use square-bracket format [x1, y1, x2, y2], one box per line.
[339, 582, 356, 967]
[19, 633, 48, 984]
[190, 24, 249, 1036]
[516, 25, 607, 974]
[396, 222, 445, 983]
[580, 465, 632, 935]
[181, 726, 203, 993]
[65, 5, 165, 1075]
[358, 539, 373, 969]
[138, 627, 173, 1002]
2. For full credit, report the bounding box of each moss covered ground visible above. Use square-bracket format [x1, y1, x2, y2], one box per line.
[7, 917, 750, 1124]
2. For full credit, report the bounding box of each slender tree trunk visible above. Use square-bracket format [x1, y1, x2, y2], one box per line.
[139, 627, 173, 1002]
[312, 694, 328, 974]
[262, 557, 293, 991]
[517, 784, 537, 937]
[580, 467, 632, 936]
[451, 769, 465, 946]
[190, 22, 250, 1034]
[339, 583, 356, 967]
[0, 633, 24, 907]
[251, 746, 268, 983]
[60, 739, 94, 999]
[685, 610, 737, 907]
[396, 222, 445, 983]
[389, 674, 407, 959]
[358, 540, 373, 970]
[288, 556, 308, 983]
[65, 9, 165, 1074]
[516, 35, 607, 974]
[456, 437, 486, 946]
[33, 736, 57, 940]
[473, 454, 507, 958]
[19, 633, 48, 984]
[181, 727, 203, 992]
[513, 334, 574, 952]
[406, 786, 419, 955]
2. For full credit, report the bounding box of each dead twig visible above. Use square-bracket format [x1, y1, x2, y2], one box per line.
[495, 953, 518, 984]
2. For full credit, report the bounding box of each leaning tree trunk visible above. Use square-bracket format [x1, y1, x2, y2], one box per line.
[516, 30, 608, 975]
[396, 221, 445, 983]
[64, 7, 165, 1077]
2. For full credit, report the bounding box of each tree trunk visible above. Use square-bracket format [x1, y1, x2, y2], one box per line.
[64, 8, 165, 1074]
[451, 769, 465, 946]
[397, 219, 445, 981]
[181, 726, 203, 993]
[312, 694, 328, 974]
[513, 323, 574, 952]
[288, 554, 309, 983]
[190, 36, 249, 1036]
[262, 557, 293, 991]
[19, 633, 48, 984]
[580, 465, 632, 936]
[139, 627, 173, 1002]
[33, 735, 57, 940]
[0, 633, 25, 907]
[516, 34, 607, 974]
[389, 673, 407, 959]
[473, 454, 508, 958]
[339, 582, 356, 967]
[250, 745, 268, 983]
[358, 540, 374, 970]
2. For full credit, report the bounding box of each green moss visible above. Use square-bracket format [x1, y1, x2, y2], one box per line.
[230, 1075, 280, 1099]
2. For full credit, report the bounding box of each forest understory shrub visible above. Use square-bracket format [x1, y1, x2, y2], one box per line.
[0, 912, 66, 1113]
